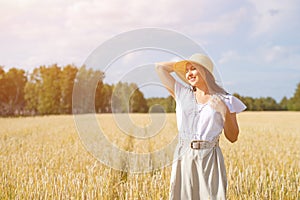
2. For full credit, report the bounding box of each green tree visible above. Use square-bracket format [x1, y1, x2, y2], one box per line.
[262, 97, 280, 110]
[279, 97, 288, 111]
[73, 66, 104, 114]
[0, 67, 6, 114]
[165, 95, 176, 112]
[25, 65, 62, 115]
[147, 97, 166, 113]
[112, 82, 134, 113]
[37, 65, 62, 114]
[288, 83, 300, 111]
[99, 84, 113, 113]
[94, 73, 105, 113]
[111, 82, 148, 113]
[24, 68, 41, 114]
[147, 96, 175, 113]
[60, 65, 78, 114]
[0, 67, 27, 115]
[130, 84, 148, 113]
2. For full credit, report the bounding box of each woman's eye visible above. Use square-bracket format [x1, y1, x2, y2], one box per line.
[186, 67, 196, 73]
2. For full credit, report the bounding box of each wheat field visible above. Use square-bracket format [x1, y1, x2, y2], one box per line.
[0, 112, 299, 199]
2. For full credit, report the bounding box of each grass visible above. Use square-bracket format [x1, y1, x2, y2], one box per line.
[0, 112, 299, 199]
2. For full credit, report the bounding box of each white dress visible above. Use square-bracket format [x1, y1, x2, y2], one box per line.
[169, 81, 246, 200]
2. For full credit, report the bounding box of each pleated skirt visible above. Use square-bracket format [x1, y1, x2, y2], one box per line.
[169, 142, 227, 200]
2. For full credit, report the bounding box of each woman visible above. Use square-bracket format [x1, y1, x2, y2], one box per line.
[155, 53, 246, 200]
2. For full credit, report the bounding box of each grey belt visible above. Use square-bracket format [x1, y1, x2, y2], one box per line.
[179, 136, 219, 150]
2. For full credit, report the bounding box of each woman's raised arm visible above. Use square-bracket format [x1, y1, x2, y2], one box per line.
[155, 61, 176, 98]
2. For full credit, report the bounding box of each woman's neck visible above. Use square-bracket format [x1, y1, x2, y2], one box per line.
[194, 85, 209, 96]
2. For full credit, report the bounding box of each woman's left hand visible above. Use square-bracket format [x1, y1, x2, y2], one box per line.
[209, 95, 228, 120]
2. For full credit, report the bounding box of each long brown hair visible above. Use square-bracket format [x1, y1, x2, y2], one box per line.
[192, 66, 228, 95]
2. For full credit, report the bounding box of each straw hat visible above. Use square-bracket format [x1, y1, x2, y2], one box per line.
[173, 53, 214, 84]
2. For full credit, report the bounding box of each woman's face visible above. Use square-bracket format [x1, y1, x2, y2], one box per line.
[185, 62, 205, 86]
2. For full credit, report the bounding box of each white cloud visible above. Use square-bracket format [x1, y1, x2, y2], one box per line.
[0, 0, 298, 74]
[248, 0, 299, 36]
[0, 0, 198, 69]
[263, 45, 286, 63]
[0, 0, 298, 101]
[181, 7, 248, 36]
[218, 50, 240, 64]
[259, 44, 300, 71]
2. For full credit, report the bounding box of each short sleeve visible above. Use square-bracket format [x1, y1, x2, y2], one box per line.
[175, 81, 190, 101]
[222, 94, 247, 113]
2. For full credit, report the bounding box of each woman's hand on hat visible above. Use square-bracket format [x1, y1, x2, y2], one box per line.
[209, 95, 228, 120]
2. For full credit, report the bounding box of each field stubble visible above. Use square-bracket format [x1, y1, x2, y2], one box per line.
[0, 112, 299, 199]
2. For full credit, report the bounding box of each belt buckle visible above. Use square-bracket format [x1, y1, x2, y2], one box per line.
[191, 140, 202, 150]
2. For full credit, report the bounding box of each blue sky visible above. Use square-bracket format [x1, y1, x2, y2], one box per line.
[0, 0, 299, 102]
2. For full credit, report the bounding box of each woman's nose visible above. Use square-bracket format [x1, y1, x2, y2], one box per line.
[187, 70, 192, 76]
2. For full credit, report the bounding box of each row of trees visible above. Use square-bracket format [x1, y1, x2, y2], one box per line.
[232, 83, 300, 111]
[0, 64, 150, 115]
[0, 65, 300, 116]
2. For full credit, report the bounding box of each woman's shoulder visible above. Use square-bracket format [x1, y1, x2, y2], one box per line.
[175, 81, 192, 100]
[175, 81, 190, 90]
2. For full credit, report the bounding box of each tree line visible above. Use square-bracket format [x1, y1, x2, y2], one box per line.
[0, 65, 299, 116]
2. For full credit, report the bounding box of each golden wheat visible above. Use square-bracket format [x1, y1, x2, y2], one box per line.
[0, 112, 299, 199]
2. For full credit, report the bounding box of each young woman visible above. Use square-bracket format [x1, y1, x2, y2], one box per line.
[155, 53, 246, 200]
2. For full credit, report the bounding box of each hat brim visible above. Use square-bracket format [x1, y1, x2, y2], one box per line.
[174, 60, 211, 85]
[173, 60, 189, 84]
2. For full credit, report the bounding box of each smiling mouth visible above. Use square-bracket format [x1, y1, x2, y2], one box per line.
[189, 77, 196, 82]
